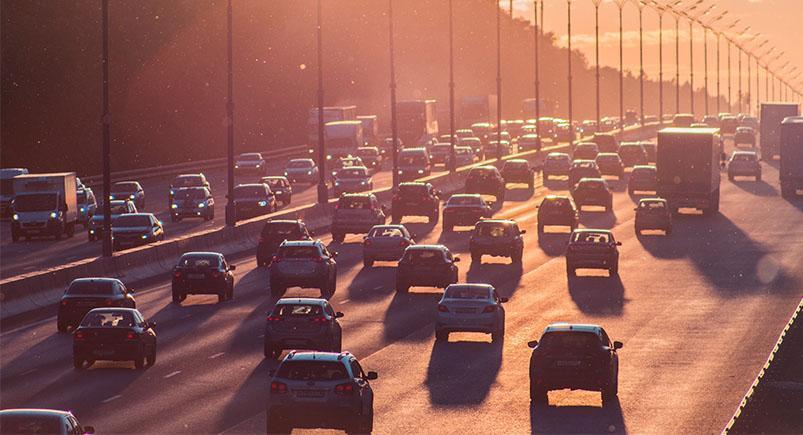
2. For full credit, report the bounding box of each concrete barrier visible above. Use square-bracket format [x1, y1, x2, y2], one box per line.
[1, 124, 658, 321]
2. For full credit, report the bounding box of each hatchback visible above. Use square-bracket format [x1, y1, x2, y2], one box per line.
[264, 298, 344, 359]
[171, 252, 235, 303]
[73, 308, 157, 369]
[269, 240, 338, 298]
[58, 278, 136, 332]
[634, 198, 672, 235]
[396, 245, 459, 293]
[566, 229, 621, 277]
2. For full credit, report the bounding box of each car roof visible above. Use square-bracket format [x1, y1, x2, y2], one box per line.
[283, 351, 352, 362]
[544, 323, 603, 334]
[576, 142, 598, 147]
[571, 159, 596, 165]
[86, 307, 139, 314]
[504, 159, 528, 164]
[449, 193, 482, 199]
[476, 219, 515, 225]
[632, 165, 656, 171]
[0, 409, 71, 418]
[71, 277, 121, 284]
[638, 198, 667, 204]
[118, 212, 153, 218]
[596, 152, 619, 157]
[181, 251, 223, 257]
[276, 297, 328, 306]
[340, 192, 374, 198]
[288, 158, 314, 164]
[370, 224, 406, 230]
[399, 181, 427, 187]
[578, 177, 606, 183]
[546, 152, 570, 158]
[406, 244, 447, 251]
[543, 194, 570, 201]
[337, 166, 369, 172]
[445, 283, 493, 291]
[176, 173, 204, 178]
[571, 228, 612, 235]
[265, 219, 301, 225]
[732, 150, 757, 155]
[235, 183, 266, 188]
[263, 176, 288, 180]
[280, 240, 318, 247]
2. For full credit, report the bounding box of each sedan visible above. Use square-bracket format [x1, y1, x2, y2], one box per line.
[0, 409, 94, 435]
[442, 194, 492, 232]
[362, 224, 415, 267]
[436, 283, 507, 343]
[171, 252, 235, 303]
[72, 308, 157, 369]
[333, 166, 373, 197]
[58, 277, 136, 332]
[235, 152, 267, 175]
[111, 213, 164, 251]
[110, 181, 145, 210]
[233, 183, 276, 219]
[261, 176, 293, 206]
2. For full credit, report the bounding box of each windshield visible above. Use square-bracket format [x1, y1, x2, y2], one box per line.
[448, 196, 481, 206]
[469, 168, 495, 178]
[356, 148, 378, 156]
[543, 198, 569, 208]
[239, 153, 261, 161]
[264, 179, 287, 188]
[178, 255, 220, 268]
[113, 215, 151, 227]
[112, 182, 138, 193]
[287, 160, 313, 169]
[399, 154, 426, 166]
[173, 188, 207, 200]
[80, 310, 136, 328]
[338, 197, 371, 209]
[13, 193, 56, 212]
[0, 414, 61, 434]
[278, 246, 319, 258]
[571, 232, 611, 244]
[404, 249, 445, 264]
[276, 361, 348, 381]
[579, 181, 605, 189]
[640, 201, 666, 210]
[337, 168, 367, 178]
[476, 224, 509, 237]
[67, 280, 115, 295]
[262, 223, 301, 238]
[432, 145, 452, 153]
[398, 185, 426, 195]
[540, 331, 601, 351]
[173, 176, 203, 187]
[732, 154, 756, 162]
[445, 286, 489, 300]
[234, 186, 267, 198]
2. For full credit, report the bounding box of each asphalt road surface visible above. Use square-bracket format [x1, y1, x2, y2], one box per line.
[1, 138, 801, 434]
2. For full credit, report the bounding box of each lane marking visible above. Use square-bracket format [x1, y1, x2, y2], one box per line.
[209, 352, 225, 359]
[20, 368, 37, 376]
[164, 370, 182, 379]
[101, 394, 122, 404]
[372, 285, 383, 290]
[340, 299, 350, 304]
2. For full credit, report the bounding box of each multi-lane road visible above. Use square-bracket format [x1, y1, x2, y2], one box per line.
[1, 138, 801, 434]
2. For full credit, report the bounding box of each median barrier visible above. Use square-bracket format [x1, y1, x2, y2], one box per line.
[1, 124, 658, 322]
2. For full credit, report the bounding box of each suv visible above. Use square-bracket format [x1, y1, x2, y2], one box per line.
[430, 143, 453, 167]
[284, 158, 319, 185]
[617, 142, 648, 168]
[536, 195, 579, 234]
[261, 176, 293, 206]
[171, 252, 235, 303]
[573, 142, 599, 161]
[592, 133, 618, 153]
[329, 156, 364, 180]
[571, 178, 613, 211]
[77, 187, 97, 227]
[728, 150, 761, 181]
[528, 323, 622, 406]
[543, 152, 572, 180]
[465, 165, 506, 201]
[333, 166, 373, 197]
[469, 219, 525, 263]
[566, 229, 621, 277]
[331, 193, 387, 243]
[397, 148, 431, 181]
[501, 159, 535, 189]
[263, 298, 344, 359]
[733, 127, 756, 147]
[595, 153, 624, 179]
[391, 182, 440, 223]
[233, 183, 276, 219]
[568, 160, 602, 188]
[267, 351, 377, 433]
[442, 194, 492, 232]
[627, 165, 657, 195]
[169, 173, 209, 207]
[269, 240, 338, 298]
[256, 219, 312, 267]
[517, 133, 541, 152]
[111, 213, 164, 251]
[0, 409, 94, 435]
[170, 186, 214, 222]
[57, 278, 136, 332]
[396, 245, 460, 293]
[634, 198, 672, 235]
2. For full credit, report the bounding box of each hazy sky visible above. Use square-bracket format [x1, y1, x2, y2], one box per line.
[511, 0, 802, 96]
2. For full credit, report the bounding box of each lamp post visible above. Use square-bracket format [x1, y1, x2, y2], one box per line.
[225, 0, 238, 224]
[448, 0, 456, 173]
[736, 26, 752, 114]
[496, 0, 503, 163]
[743, 37, 765, 115]
[100, 0, 112, 256]
[388, 0, 399, 189]
[701, 11, 727, 116]
[567, 0, 574, 147]
[592, 0, 601, 129]
[652, 2, 666, 124]
[534, 0, 541, 138]
[632, 0, 645, 125]
[683, 3, 713, 117]
[614, 0, 626, 130]
[666, 0, 703, 115]
[723, 19, 740, 113]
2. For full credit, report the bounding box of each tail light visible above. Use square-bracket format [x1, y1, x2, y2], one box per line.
[125, 331, 138, 340]
[310, 316, 328, 324]
[392, 194, 400, 201]
[272, 255, 282, 264]
[173, 270, 182, 279]
[60, 300, 69, 306]
[398, 239, 408, 247]
[105, 299, 114, 306]
[267, 315, 282, 322]
[313, 256, 325, 263]
[335, 382, 355, 395]
[211, 270, 222, 279]
[482, 305, 496, 313]
[364, 239, 372, 247]
[270, 381, 288, 394]
[437, 304, 449, 313]
[74, 331, 86, 341]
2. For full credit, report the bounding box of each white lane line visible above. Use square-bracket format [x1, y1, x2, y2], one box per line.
[20, 368, 37, 376]
[181, 314, 192, 320]
[101, 394, 122, 404]
[209, 352, 225, 359]
[164, 370, 182, 379]
[372, 285, 383, 290]
[340, 299, 350, 304]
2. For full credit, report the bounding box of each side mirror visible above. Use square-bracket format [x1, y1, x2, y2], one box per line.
[499, 297, 509, 303]
[332, 252, 339, 258]
[613, 341, 623, 350]
[453, 257, 460, 263]
[84, 426, 96, 435]
[527, 340, 539, 348]
[411, 233, 417, 239]
[366, 371, 379, 380]
[335, 312, 344, 318]
[519, 229, 527, 235]
[147, 321, 156, 329]
[616, 241, 622, 246]
[229, 264, 236, 271]
[127, 288, 135, 294]
[204, 182, 211, 187]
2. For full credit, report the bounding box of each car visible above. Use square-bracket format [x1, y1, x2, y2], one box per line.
[390, 182, 440, 224]
[256, 219, 312, 267]
[331, 193, 387, 243]
[568, 160, 602, 188]
[702, 115, 720, 127]
[461, 137, 483, 158]
[454, 145, 477, 166]
[0, 409, 95, 435]
[171, 252, 235, 303]
[592, 133, 618, 153]
[733, 126, 756, 147]
[57, 278, 136, 332]
[354, 146, 382, 170]
[740, 116, 759, 130]
[501, 159, 535, 189]
[571, 178, 613, 212]
[397, 147, 431, 181]
[264, 298, 344, 359]
[111, 213, 164, 251]
[260, 176, 293, 206]
[595, 153, 625, 179]
[362, 224, 415, 267]
[528, 323, 622, 406]
[269, 240, 337, 298]
[565, 229, 621, 277]
[330, 156, 365, 180]
[634, 198, 672, 235]
[284, 158, 319, 184]
[720, 115, 739, 134]
[469, 219, 525, 263]
[170, 186, 214, 222]
[465, 165, 506, 201]
[573, 142, 600, 160]
[87, 199, 136, 241]
[77, 187, 97, 227]
[554, 123, 575, 142]
[485, 140, 512, 157]
[517, 133, 541, 152]
[169, 173, 210, 207]
[640, 141, 657, 163]
[333, 166, 373, 197]
[381, 137, 403, 157]
[456, 128, 474, 139]
[267, 351, 377, 433]
[430, 143, 454, 167]
[617, 142, 648, 168]
[72, 308, 157, 369]
[233, 183, 276, 219]
[628, 165, 658, 195]
[396, 244, 459, 293]
[435, 284, 508, 342]
[442, 194, 492, 232]
[691, 122, 711, 128]
[672, 113, 695, 127]
[727, 150, 761, 181]
[234, 152, 267, 175]
[536, 195, 579, 234]
[580, 120, 598, 135]
[110, 181, 145, 210]
[543, 152, 572, 180]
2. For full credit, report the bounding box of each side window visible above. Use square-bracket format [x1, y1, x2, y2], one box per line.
[599, 329, 612, 348]
[115, 282, 125, 296]
[350, 360, 366, 379]
[220, 257, 228, 270]
[444, 250, 453, 262]
[324, 303, 335, 317]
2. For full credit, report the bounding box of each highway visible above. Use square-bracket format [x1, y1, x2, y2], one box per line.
[0, 155, 433, 279]
[1, 137, 800, 434]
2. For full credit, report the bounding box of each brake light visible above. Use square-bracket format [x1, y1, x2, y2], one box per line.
[74, 331, 86, 341]
[125, 331, 138, 340]
[335, 382, 354, 395]
[310, 316, 328, 324]
[61, 300, 69, 306]
[399, 239, 408, 247]
[392, 194, 400, 201]
[272, 255, 282, 264]
[437, 304, 449, 313]
[313, 256, 325, 263]
[211, 270, 221, 279]
[482, 305, 496, 313]
[364, 239, 372, 247]
[267, 315, 282, 322]
[173, 270, 182, 279]
[270, 381, 288, 394]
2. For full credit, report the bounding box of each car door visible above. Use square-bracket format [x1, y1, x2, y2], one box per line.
[350, 359, 373, 404]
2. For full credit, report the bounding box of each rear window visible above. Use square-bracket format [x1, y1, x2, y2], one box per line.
[543, 198, 569, 208]
[338, 196, 371, 209]
[112, 215, 151, 227]
[504, 161, 527, 170]
[109, 203, 129, 214]
[178, 255, 221, 268]
[540, 331, 602, 351]
[0, 414, 61, 434]
[571, 232, 611, 244]
[579, 181, 605, 189]
[68, 280, 116, 295]
[445, 286, 489, 300]
[264, 179, 288, 188]
[287, 160, 313, 169]
[447, 196, 482, 206]
[547, 154, 569, 162]
[597, 154, 619, 162]
[732, 154, 756, 162]
[432, 144, 452, 153]
[368, 227, 404, 238]
[399, 153, 426, 166]
[404, 249, 445, 264]
[632, 168, 656, 178]
[80, 310, 136, 328]
[476, 224, 509, 237]
[173, 188, 207, 200]
[276, 361, 349, 381]
[398, 184, 426, 195]
[274, 304, 323, 317]
[278, 246, 320, 258]
[239, 153, 262, 160]
[173, 176, 203, 187]
[639, 201, 666, 210]
[262, 222, 301, 238]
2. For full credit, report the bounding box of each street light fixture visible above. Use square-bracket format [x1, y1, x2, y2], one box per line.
[496, 0, 503, 163]
[735, 26, 752, 113]
[534, 0, 542, 139]
[448, 0, 456, 173]
[723, 18, 741, 113]
[666, 0, 703, 115]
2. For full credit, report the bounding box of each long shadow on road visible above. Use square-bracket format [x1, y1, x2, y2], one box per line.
[579, 209, 617, 229]
[730, 179, 777, 197]
[382, 291, 441, 342]
[537, 232, 570, 257]
[530, 399, 627, 434]
[568, 274, 626, 316]
[425, 338, 503, 406]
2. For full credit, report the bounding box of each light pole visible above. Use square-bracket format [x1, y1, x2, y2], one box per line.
[496, 0, 503, 163]
[666, 0, 703, 115]
[315, 0, 328, 204]
[614, 0, 626, 130]
[736, 26, 752, 114]
[448, 0, 456, 173]
[534, 0, 541, 139]
[592, 0, 601, 129]
[100, 0, 112, 256]
[648, 2, 667, 124]
[743, 37, 765, 115]
[632, 0, 645, 125]
[388, 0, 399, 189]
[683, 3, 713, 117]
[722, 18, 740, 113]
[753, 40, 768, 109]
[225, 0, 238, 224]
[701, 11, 727, 116]
[567, 0, 574, 147]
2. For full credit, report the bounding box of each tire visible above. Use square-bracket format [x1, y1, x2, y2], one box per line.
[396, 280, 409, 293]
[217, 291, 225, 303]
[57, 319, 68, 333]
[172, 287, 182, 304]
[444, 222, 453, 232]
[601, 375, 619, 406]
[537, 223, 544, 235]
[492, 322, 505, 343]
[333, 232, 345, 243]
[728, 173, 734, 181]
[134, 353, 145, 369]
[609, 264, 619, 277]
[756, 174, 761, 182]
[66, 223, 75, 238]
[363, 257, 373, 268]
[73, 355, 84, 369]
[435, 329, 449, 341]
[146, 346, 156, 366]
[628, 187, 634, 196]
[471, 251, 481, 263]
[11, 230, 19, 243]
[54, 228, 62, 241]
[429, 208, 439, 224]
[331, 334, 342, 353]
[228, 283, 234, 300]
[567, 264, 576, 277]
[512, 250, 523, 264]
[392, 214, 401, 224]
[530, 383, 548, 405]
[88, 233, 96, 242]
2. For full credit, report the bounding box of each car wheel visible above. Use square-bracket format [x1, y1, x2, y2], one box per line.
[471, 251, 481, 263]
[57, 318, 68, 333]
[665, 227, 672, 236]
[396, 281, 409, 293]
[391, 214, 401, 224]
[602, 378, 619, 406]
[333, 232, 345, 243]
[756, 174, 761, 181]
[628, 187, 634, 195]
[530, 383, 548, 406]
[88, 233, 95, 242]
[331, 334, 342, 353]
[728, 173, 734, 181]
[171, 287, 182, 304]
[512, 250, 523, 264]
[171, 216, 178, 223]
[146, 346, 156, 366]
[566, 265, 576, 277]
[363, 257, 373, 268]
[270, 282, 285, 298]
[492, 325, 505, 343]
[444, 222, 453, 232]
[134, 353, 145, 369]
[227, 283, 234, 300]
[73, 355, 84, 369]
[537, 223, 544, 234]
[430, 208, 439, 223]
[435, 329, 449, 341]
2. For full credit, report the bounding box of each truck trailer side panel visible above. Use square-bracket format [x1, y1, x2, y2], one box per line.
[779, 116, 803, 197]
[656, 128, 721, 214]
[760, 103, 799, 158]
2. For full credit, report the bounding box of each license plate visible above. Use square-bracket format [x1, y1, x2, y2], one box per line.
[26, 229, 40, 234]
[188, 273, 205, 279]
[556, 360, 581, 367]
[94, 349, 115, 357]
[295, 389, 325, 398]
[455, 308, 476, 314]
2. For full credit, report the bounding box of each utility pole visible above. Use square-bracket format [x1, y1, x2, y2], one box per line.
[593, 0, 601, 129]
[388, 0, 399, 189]
[225, 0, 237, 225]
[567, 0, 573, 148]
[496, 0, 503, 163]
[101, 0, 112, 257]
[315, 0, 327, 204]
[534, 0, 541, 140]
[616, 0, 625, 130]
[448, 0, 456, 173]
[637, 1, 644, 126]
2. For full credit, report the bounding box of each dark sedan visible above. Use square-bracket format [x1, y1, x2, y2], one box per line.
[58, 278, 136, 332]
[234, 183, 276, 219]
[73, 308, 157, 369]
[171, 252, 235, 303]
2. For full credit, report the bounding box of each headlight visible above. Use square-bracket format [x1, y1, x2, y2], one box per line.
[198, 202, 206, 208]
[169, 189, 175, 196]
[334, 181, 341, 186]
[417, 169, 424, 174]
[255, 164, 261, 168]
[258, 200, 268, 207]
[89, 229, 95, 234]
[80, 206, 86, 212]
[235, 164, 240, 169]
[326, 155, 332, 160]
[129, 194, 136, 200]
[397, 170, 403, 175]
[109, 195, 116, 200]
[141, 234, 149, 239]
[360, 181, 366, 185]
[307, 170, 313, 175]
[284, 172, 289, 177]
[171, 203, 178, 209]
[12, 213, 19, 221]
[50, 212, 58, 219]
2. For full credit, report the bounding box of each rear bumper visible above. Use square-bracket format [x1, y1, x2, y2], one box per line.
[172, 278, 227, 294]
[567, 255, 616, 269]
[267, 404, 359, 428]
[531, 370, 608, 391]
[74, 342, 143, 361]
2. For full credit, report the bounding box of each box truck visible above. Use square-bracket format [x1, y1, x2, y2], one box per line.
[780, 116, 803, 198]
[760, 103, 799, 158]
[657, 128, 721, 215]
[11, 172, 78, 241]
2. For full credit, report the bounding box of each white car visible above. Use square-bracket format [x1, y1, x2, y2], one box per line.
[235, 152, 267, 174]
[435, 283, 507, 343]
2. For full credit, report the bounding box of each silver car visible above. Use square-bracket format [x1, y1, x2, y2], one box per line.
[333, 166, 373, 197]
[435, 283, 507, 343]
[0, 409, 95, 435]
[263, 298, 343, 359]
[362, 224, 415, 267]
[235, 152, 267, 175]
[284, 158, 319, 184]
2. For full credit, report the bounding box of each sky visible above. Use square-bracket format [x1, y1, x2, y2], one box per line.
[510, 0, 802, 96]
